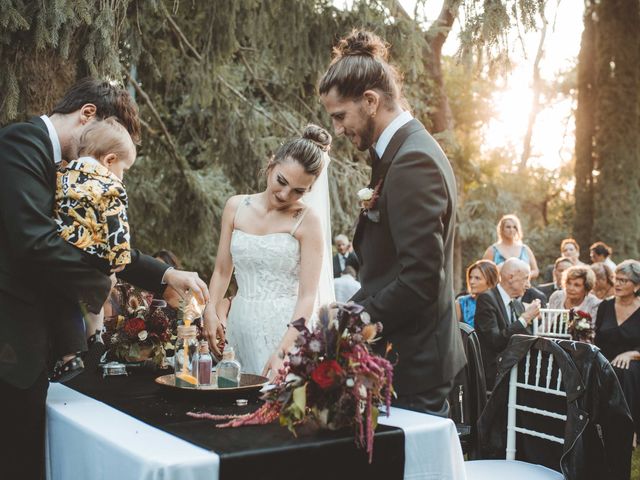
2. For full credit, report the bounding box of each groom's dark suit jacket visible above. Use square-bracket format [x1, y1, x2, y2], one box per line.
[351, 119, 465, 397]
[474, 286, 529, 389]
[0, 117, 168, 388]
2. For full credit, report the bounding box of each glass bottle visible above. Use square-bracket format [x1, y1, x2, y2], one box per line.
[217, 346, 241, 388]
[196, 341, 213, 386]
[174, 325, 198, 388]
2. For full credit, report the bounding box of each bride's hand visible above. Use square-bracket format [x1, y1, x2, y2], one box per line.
[262, 350, 285, 381]
[203, 306, 225, 358]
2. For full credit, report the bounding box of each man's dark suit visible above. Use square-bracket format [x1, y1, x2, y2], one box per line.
[523, 286, 548, 307]
[0, 117, 168, 479]
[474, 286, 530, 390]
[351, 119, 465, 412]
[537, 282, 558, 302]
[332, 251, 359, 278]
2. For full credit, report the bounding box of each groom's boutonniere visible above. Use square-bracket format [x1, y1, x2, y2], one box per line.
[358, 179, 383, 223]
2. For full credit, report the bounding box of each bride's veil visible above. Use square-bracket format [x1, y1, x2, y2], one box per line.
[304, 151, 335, 313]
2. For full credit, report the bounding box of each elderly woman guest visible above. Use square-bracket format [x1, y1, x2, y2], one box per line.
[560, 238, 585, 266]
[591, 262, 615, 300]
[483, 214, 539, 279]
[594, 260, 640, 436]
[456, 260, 499, 327]
[548, 265, 602, 319]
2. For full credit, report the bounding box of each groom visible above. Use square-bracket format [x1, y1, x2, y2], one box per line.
[0, 78, 209, 479]
[320, 31, 465, 416]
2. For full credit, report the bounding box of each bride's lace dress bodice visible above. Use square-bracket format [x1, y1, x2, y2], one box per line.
[225, 229, 300, 374]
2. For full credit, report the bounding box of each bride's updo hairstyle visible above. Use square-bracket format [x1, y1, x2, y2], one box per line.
[318, 30, 403, 108]
[268, 124, 331, 178]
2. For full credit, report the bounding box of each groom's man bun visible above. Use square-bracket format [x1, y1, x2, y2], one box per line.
[319, 29, 403, 107]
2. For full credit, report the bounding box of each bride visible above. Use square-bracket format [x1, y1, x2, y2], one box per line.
[202, 125, 334, 378]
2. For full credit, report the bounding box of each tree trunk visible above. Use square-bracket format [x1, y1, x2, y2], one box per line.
[591, 0, 640, 260]
[573, 1, 597, 260]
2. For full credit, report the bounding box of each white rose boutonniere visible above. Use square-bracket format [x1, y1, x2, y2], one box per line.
[357, 179, 383, 222]
[357, 187, 374, 202]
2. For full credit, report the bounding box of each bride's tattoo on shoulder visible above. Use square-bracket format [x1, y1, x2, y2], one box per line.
[292, 208, 304, 219]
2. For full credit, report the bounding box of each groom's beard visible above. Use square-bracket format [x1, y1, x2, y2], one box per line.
[356, 112, 377, 152]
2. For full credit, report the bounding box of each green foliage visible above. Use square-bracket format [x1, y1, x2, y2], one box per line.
[1, 0, 569, 284]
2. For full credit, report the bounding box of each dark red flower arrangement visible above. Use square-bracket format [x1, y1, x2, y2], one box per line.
[567, 309, 595, 344]
[188, 303, 394, 462]
[106, 283, 173, 365]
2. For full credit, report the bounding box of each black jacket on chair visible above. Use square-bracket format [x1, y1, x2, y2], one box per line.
[477, 335, 633, 480]
[351, 119, 465, 397]
[474, 286, 529, 389]
[0, 117, 168, 388]
[449, 322, 487, 459]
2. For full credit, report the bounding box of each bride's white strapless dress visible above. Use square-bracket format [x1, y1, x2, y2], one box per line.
[225, 229, 301, 374]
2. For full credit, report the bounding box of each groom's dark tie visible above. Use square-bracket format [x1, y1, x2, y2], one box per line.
[369, 148, 381, 188]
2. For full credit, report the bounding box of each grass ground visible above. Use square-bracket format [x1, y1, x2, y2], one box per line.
[632, 447, 639, 479]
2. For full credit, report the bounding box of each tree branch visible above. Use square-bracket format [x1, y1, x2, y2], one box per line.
[124, 70, 189, 174]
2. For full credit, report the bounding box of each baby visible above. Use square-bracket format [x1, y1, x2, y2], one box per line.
[51, 117, 136, 381]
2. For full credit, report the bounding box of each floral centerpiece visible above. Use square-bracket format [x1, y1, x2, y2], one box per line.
[567, 309, 595, 344]
[188, 303, 394, 462]
[105, 282, 174, 365]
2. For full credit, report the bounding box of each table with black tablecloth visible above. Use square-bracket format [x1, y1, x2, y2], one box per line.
[45, 371, 465, 480]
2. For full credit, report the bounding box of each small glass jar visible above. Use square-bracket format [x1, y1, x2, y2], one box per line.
[196, 341, 213, 386]
[217, 346, 241, 388]
[174, 325, 198, 388]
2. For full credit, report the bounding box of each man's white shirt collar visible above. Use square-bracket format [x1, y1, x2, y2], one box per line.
[40, 115, 62, 165]
[497, 283, 513, 313]
[374, 110, 413, 159]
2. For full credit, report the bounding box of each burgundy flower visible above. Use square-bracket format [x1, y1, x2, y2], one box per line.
[123, 317, 146, 337]
[311, 360, 343, 389]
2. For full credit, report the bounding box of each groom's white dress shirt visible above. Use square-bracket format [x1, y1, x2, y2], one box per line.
[374, 110, 413, 159]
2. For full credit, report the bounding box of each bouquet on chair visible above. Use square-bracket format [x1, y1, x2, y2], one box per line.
[188, 303, 394, 462]
[567, 309, 595, 344]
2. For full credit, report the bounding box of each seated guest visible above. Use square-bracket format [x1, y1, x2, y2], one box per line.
[591, 262, 615, 300]
[455, 259, 499, 327]
[332, 234, 359, 278]
[595, 259, 640, 437]
[548, 265, 601, 319]
[483, 214, 539, 279]
[560, 238, 585, 265]
[590, 241, 616, 271]
[475, 258, 541, 389]
[537, 256, 573, 301]
[334, 266, 361, 303]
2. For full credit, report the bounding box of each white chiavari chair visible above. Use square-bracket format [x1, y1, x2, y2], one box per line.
[465, 346, 565, 479]
[532, 309, 571, 339]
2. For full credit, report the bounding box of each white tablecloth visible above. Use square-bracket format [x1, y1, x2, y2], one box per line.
[46, 384, 465, 480]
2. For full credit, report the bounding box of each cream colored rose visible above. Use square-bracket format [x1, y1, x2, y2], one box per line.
[357, 187, 374, 201]
[138, 330, 148, 341]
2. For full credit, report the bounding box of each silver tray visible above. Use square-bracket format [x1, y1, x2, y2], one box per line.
[155, 373, 269, 395]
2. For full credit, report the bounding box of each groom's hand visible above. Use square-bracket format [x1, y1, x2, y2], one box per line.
[163, 269, 210, 304]
[203, 306, 226, 358]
